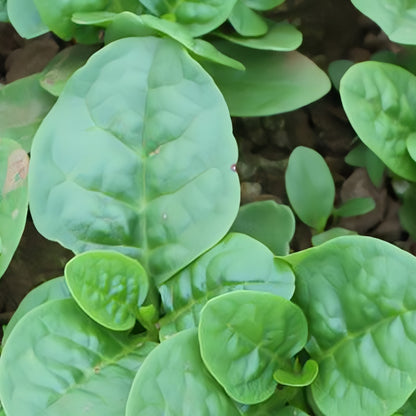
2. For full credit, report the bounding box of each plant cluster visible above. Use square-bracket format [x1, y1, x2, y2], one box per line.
[0, 1, 416, 415]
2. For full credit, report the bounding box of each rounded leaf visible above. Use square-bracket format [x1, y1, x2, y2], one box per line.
[29, 37, 240, 286]
[7, 0, 48, 38]
[273, 359, 319, 387]
[65, 251, 148, 331]
[228, 1, 268, 37]
[158, 233, 295, 339]
[203, 41, 331, 116]
[0, 299, 157, 416]
[0, 139, 29, 277]
[340, 61, 416, 181]
[285, 146, 335, 231]
[126, 328, 241, 416]
[286, 235, 416, 416]
[199, 290, 308, 404]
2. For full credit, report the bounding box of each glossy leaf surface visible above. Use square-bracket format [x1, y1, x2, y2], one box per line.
[138, 0, 238, 36]
[2, 276, 70, 346]
[351, 0, 416, 45]
[341, 61, 416, 181]
[203, 41, 331, 116]
[285, 146, 335, 232]
[126, 328, 241, 415]
[0, 74, 56, 151]
[0, 299, 157, 416]
[217, 20, 302, 51]
[286, 236, 416, 416]
[0, 139, 29, 278]
[29, 37, 240, 286]
[40, 45, 98, 96]
[65, 251, 148, 331]
[158, 233, 295, 339]
[7, 0, 48, 38]
[230, 200, 295, 255]
[199, 290, 308, 404]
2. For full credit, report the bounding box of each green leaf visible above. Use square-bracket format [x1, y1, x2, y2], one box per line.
[39, 45, 98, 96]
[158, 233, 295, 339]
[242, 0, 285, 11]
[0, 0, 8, 22]
[0, 139, 28, 278]
[34, 0, 108, 43]
[2, 276, 71, 347]
[0, 298, 157, 416]
[345, 142, 385, 187]
[138, 0, 238, 36]
[273, 359, 319, 387]
[0, 74, 56, 151]
[340, 61, 416, 181]
[29, 37, 240, 287]
[399, 183, 416, 240]
[397, 390, 416, 416]
[199, 290, 308, 404]
[228, 1, 268, 37]
[230, 200, 295, 255]
[286, 236, 416, 416]
[202, 41, 331, 116]
[285, 146, 335, 232]
[216, 20, 302, 51]
[328, 59, 353, 90]
[65, 251, 148, 331]
[274, 407, 310, 416]
[126, 328, 241, 415]
[7, 0, 48, 38]
[311, 227, 357, 246]
[333, 197, 375, 218]
[351, 0, 416, 45]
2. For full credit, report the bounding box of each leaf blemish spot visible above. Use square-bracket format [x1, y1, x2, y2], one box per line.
[3, 149, 29, 195]
[230, 164, 237, 172]
[149, 146, 161, 156]
[162, 213, 168, 220]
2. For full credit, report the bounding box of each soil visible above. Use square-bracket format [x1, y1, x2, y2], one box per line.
[0, 1, 414, 334]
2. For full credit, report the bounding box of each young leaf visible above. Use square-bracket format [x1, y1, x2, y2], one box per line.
[29, 37, 240, 287]
[286, 236, 416, 416]
[65, 251, 148, 331]
[333, 197, 375, 218]
[2, 276, 71, 346]
[0, 139, 29, 278]
[202, 41, 331, 116]
[285, 146, 335, 232]
[158, 233, 295, 339]
[0, 299, 157, 416]
[216, 20, 302, 52]
[198, 290, 308, 404]
[39, 45, 98, 97]
[138, 0, 238, 36]
[230, 200, 295, 255]
[340, 61, 416, 181]
[273, 359, 319, 387]
[126, 328, 242, 415]
[351, 0, 416, 45]
[228, 1, 268, 37]
[7, 0, 48, 38]
[242, 0, 285, 11]
[0, 74, 56, 151]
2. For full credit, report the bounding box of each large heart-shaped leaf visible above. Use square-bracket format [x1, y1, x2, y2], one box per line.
[7, 0, 48, 38]
[2, 276, 71, 346]
[340, 61, 416, 181]
[199, 290, 308, 404]
[126, 328, 241, 415]
[0, 298, 157, 416]
[138, 0, 238, 36]
[65, 250, 148, 331]
[0, 74, 56, 151]
[0, 138, 29, 278]
[202, 41, 331, 116]
[285, 235, 416, 416]
[158, 233, 295, 339]
[29, 37, 240, 286]
[351, 0, 416, 45]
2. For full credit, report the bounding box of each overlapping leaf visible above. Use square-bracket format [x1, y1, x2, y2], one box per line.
[29, 37, 240, 286]
[286, 235, 416, 416]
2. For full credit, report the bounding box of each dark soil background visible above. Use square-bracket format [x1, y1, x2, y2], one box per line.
[0, 0, 414, 332]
